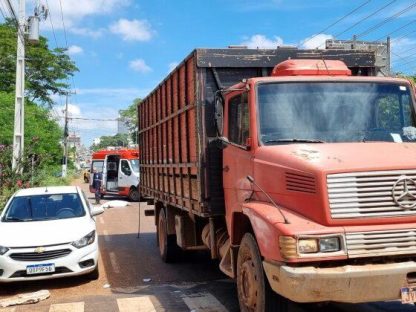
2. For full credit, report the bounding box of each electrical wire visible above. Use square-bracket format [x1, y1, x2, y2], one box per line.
[300, 0, 372, 48]
[4, 0, 25, 44]
[58, 0, 68, 48]
[334, 0, 397, 38]
[375, 19, 416, 41]
[357, 2, 416, 39]
[44, 0, 59, 49]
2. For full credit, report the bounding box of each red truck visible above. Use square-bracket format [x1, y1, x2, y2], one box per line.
[138, 42, 416, 310]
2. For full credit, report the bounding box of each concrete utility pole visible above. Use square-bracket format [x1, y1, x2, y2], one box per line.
[62, 93, 70, 178]
[11, 0, 46, 170]
[12, 0, 26, 171]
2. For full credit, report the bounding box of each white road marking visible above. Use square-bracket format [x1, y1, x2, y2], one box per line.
[103, 230, 111, 242]
[49, 302, 84, 312]
[109, 251, 120, 274]
[183, 292, 228, 312]
[117, 297, 156, 312]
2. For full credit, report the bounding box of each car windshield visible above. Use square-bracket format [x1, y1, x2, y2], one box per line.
[130, 159, 140, 173]
[257, 82, 416, 144]
[2, 193, 86, 222]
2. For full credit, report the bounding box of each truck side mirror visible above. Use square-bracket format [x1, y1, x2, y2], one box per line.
[215, 95, 224, 136]
[217, 136, 230, 149]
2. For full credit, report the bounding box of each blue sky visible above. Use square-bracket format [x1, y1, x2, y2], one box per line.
[3, 0, 416, 145]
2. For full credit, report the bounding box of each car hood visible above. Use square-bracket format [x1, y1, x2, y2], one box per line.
[0, 217, 95, 248]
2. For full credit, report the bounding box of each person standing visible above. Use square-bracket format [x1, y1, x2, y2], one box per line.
[92, 168, 103, 204]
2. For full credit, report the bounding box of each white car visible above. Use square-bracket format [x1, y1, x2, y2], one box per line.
[0, 186, 104, 282]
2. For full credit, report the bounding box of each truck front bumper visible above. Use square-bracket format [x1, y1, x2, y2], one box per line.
[263, 260, 416, 303]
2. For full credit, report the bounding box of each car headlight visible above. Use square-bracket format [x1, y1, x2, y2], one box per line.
[0, 246, 9, 255]
[72, 231, 96, 248]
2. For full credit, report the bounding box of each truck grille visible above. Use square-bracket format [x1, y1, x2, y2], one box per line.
[346, 229, 416, 258]
[327, 170, 416, 219]
[9, 249, 72, 262]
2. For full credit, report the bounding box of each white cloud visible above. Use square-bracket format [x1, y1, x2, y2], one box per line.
[129, 59, 152, 73]
[110, 19, 154, 41]
[300, 34, 333, 49]
[168, 62, 179, 72]
[43, 0, 130, 37]
[67, 45, 83, 55]
[241, 34, 284, 49]
[70, 27, 104, 38]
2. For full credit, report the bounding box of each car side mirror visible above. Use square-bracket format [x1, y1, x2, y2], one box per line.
[91, 205, 104, 217]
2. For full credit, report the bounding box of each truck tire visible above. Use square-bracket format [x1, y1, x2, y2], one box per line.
[128, 188, 141, 202]
[237, 233, 289, 312]
[157, 209, 177, 263]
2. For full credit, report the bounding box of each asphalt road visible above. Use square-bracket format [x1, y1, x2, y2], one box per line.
[0, 179, 415, 311]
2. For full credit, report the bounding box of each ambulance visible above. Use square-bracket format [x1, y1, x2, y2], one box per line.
[89, 149, 140, 201]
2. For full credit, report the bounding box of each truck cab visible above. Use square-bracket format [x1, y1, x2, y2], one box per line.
[220, 59, 416, 308]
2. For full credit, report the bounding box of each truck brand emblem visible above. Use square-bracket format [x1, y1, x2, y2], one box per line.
[392, 176, 416, 209]
[34, 247, 45, 254]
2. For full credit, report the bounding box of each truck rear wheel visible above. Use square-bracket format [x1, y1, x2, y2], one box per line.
[157, 209, 177, 263]
[237, 233, 288, 312]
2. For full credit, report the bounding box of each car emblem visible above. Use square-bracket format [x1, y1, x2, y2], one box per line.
[34, 247, 45, 254]
[392, 176, 416, 209]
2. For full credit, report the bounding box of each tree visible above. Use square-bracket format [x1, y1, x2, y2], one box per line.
[91, 133, 130, 151]
[120, 98, 141, 143]
[0, 20, 78, 106]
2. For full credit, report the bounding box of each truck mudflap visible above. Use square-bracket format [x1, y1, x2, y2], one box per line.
[263, 260, 416, 303]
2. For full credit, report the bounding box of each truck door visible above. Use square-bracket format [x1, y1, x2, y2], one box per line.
[102, 155, 108, 191]
[223, 92, 254, 227]
[118, 159, 134, 194]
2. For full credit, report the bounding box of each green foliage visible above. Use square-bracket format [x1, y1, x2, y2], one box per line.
[120, 98, 141, 142]
[0, 20, 78, 106]
[0, 92, 63, 165]
[91, 133, 130, 151]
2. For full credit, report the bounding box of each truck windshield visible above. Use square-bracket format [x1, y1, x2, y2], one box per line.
[130, 159, 140, 173]
[257, 82, 416, 144]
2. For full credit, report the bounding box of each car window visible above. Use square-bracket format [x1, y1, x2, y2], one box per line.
[3, 193, 86, 222]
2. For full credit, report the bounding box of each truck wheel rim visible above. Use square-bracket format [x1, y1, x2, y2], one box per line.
[240, 260, 258, 309]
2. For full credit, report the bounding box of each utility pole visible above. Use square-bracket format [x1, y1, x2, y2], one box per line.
[12, 0, 26, 171]
[62, 93, 69, 178]
[62, 91, 75, 177]
[11, 0, 47, 170]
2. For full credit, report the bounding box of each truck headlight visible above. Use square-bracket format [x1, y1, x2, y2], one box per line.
[319, 237, 340, 252]
[0, 246, 9, 255]
[298, 239, 318, 253]
[279, 235, 344, 259]
[72, 231, 95, 248]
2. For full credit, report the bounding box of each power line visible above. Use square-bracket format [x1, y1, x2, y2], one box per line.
[44, 0, 59, 49]
[335, 0, 397, 38]
[4, 0, 25, 44]
[300, 0, 372, 48]
[376, 19, 416, 41]
[58, 0, 68, 48]
[357, 2, 416, 39]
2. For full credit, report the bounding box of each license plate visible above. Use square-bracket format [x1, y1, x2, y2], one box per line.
[26, 263, 55, 275]
[401, 287, 416, 304]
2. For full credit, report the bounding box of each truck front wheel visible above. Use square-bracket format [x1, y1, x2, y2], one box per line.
[157, 209, 177, 263]
[128, 188, 140, 201]
[237, 233, 288, 312]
